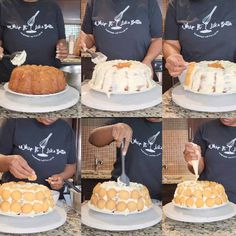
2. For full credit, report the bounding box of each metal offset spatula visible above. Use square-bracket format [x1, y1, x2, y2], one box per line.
[2, 51, 24, 60]
[85, 48, 107, 64]
[118, 139, 130, 186]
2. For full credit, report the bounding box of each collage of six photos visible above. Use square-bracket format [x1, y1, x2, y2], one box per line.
[0, 0, 236, 235]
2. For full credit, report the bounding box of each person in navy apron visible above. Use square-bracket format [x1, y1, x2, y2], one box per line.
[184, 118, 236, 203]
[89, 118, 162, 200]
[164, 0, 236, 77]
[76, 0, 162, 77]
[0, 0, 68, 82]
[0, 118, 77, 194]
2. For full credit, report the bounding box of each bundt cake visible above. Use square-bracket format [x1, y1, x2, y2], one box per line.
[173, 181, 228, 209]
[182, 61, 236, 94]
[0, 182, 55, 216]
[89, 181, 152, 214]
[9, 65, 66, 95]
[89, 60, 155, 96]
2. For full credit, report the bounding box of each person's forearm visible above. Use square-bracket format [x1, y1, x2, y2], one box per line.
[163, 40, 181, 59]
[89, 125, 115, 147]
[143, 38, 162, 64]
[187, 157, 205, 175]
[59, 164, 76, 180]
[0, 155, 10, 172]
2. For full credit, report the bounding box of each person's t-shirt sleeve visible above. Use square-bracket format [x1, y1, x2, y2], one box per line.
[0, 3, 3, 41]
[81, 0, 93, 34]
[164, 0, 179, 40]
[66, 129, 76, 164]
[193, 124, 207, 158]
[148, 0, 162, 38]
[55, 3, 66, 39]
[0, 119, 16, 155]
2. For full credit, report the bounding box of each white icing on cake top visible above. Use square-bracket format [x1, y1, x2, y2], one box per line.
[184, 60, 236, 94]
[11, 50, 27, 66]
[89, 60, 155, 96]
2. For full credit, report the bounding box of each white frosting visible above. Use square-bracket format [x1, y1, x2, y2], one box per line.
[89, 60, 155, 96]
[173, 181, 228, 209]
[0, 182, 54, 216]
[184, 60, 236, 94]
[11, 50, 27, 66]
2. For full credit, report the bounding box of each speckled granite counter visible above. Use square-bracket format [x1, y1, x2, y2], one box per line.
[163, 85, 236, 118]
[162, 215, 236, 236]
[0, 84, 81, 118]
[81, 104, 162, 118]
[0, 203, 80, 236]
[81, 221, 162, 236]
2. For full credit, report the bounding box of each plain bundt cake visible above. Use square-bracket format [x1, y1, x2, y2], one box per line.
[9, 65, 66, 95]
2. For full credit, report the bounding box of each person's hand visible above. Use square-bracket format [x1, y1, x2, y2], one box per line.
[56, 41, 68, 60]
[74, 36, 87, 55]
[184, 142, 201, 165]
[165, 54, 188, 77]
[8, 155, 35, 179]
[112, 123, 133, 155]
[47, 174, 64, 190]
[0, 47, 4, 60]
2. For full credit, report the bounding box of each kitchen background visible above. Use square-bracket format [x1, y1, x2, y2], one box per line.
[162, 118, 214, 204]
[81, 118, 116, 201]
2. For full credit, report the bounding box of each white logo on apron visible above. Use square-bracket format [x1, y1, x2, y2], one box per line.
[94, 5, 142, 35]
[181, 5, 233, 38]
[7, 11, 54, 38]
[18, 133, 66, 162]
[208, 138, 236, 159]
[131, 131, 162, 157]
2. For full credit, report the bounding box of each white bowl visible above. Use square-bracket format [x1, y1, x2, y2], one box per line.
[51, 190, 60, 204]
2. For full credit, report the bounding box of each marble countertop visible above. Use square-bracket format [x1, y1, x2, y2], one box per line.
[81, 104, 162, 118]
[0, 83, 80, 118]
[0, 203, 80, 236]
[162, 215, 236, 236]
[163, 85, 236, 118]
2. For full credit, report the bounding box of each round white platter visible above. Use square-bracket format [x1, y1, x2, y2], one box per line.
[0, 206, 66, 234]
[0, 85, 79, 113]
[172, 85, 236, 112]
[81, 83, 162, 112]
[82, 202, 162, 231]
[163, 202, 236, 223]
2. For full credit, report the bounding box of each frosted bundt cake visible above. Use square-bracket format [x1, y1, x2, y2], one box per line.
[173, 181, 228, 209]
[89, 60, 155, 96]
[89, 181, 152, 214]
[0, 182, 55, 216]
[9, 65, 66, 95]
[182, 61, 236, 94]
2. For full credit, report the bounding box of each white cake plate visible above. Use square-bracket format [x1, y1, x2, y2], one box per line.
[81, 83, 162, 112]
[0, 85, 79, 113]
[82, 202, 162, 231]
[172, 85, 236, 112]
[163, 202, 236, 223]
[0, 206, 66, 234]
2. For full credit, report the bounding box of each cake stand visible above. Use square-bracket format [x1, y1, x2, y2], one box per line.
[0, 85, 79, 113]
[172, 85, 236, 112]
[163, 202, 236, 223]
[81, 82, 162, 112]
[82, 202, 162, 231]
[0, 206, 66, 234]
